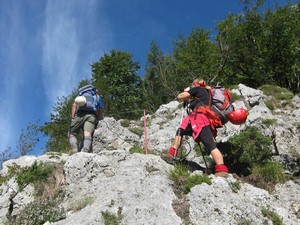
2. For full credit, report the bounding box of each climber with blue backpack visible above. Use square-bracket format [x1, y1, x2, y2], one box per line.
[68, 84, 103, 153]
[161, 79, 248, 177]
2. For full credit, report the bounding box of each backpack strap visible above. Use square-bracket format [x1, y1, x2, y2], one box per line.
[223, 88, 232, 109]
[193, 89, 213, 119]
[193, 89, 212, 109]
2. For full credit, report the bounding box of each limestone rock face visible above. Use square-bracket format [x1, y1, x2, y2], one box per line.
[0, 84, 299, 225]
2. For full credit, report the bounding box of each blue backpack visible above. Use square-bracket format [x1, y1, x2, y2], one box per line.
[77, 85, 99, 113]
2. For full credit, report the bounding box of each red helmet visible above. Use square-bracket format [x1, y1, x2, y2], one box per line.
[227, 108, 248, 125]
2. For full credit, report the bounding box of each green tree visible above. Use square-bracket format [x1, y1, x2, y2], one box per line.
[217, 1, 266, 86]
[262, 3, 300, 92]
[1, 121, 41, 168]
[40, 95, 75, 153]
[16, 121, 40, 156]
[0, 148, 12, 169]
[216, 0, 299, 92]
[172, 27, 220, 85]
[143, 41, 176, 112]
[91, 50, 143, 120]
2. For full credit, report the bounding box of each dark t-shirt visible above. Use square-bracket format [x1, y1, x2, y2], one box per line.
[187, 86, 210, 110]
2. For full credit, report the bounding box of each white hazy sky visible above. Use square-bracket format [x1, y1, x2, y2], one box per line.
[0, 0, 295, 155]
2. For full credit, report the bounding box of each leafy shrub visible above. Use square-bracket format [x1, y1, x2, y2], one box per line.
[1, 164, 25, 188]
[13, 198, 66, 225]
[252, 162, 287, 183]
[273, 90, 294, 101]
[243, 161, 287, 191]
[102, 211, 122, 225]
[183, 174, 211, 194]
[227, 84, 239, 90]
[0, 164, 18, 185]
[8, 161, 65, 201]
[229, 181, 241, 193]
[36, 163, 65, 199]
[259, 85, 294, 100]
[280, 99, 294, 108]
[264, 100, 275, 110]
[129, 145, 149, 154]
[7, 163, 21, 177]
[262, 118, 277, 127]
[218, 126, 272, 175]
[237, 219, 252, 225]
[230, 92, 241, 101]
[120, 119, 130, 127]
[169, 163, 211, 195]
[7, 162, 66, 225]
[0, 175, 6, 186]
[260, 85, 294, 110]
[261, 207, 283, 225]
[70, 196, 95, 212]
[258, 85, 276, 96]
[15, 161, 53, 191]
[128, 127, 144, 137]
[169, 163, 189, 184]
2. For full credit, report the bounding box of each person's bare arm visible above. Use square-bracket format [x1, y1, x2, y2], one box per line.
[177, 90, 191, 101]
[71, 103, 77, 120]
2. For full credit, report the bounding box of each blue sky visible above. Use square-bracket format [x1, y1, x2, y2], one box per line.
[0, 0, 295, 156]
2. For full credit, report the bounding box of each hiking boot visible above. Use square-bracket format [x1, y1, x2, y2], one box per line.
[72, 147, 78, 153]
[215, 171, 229, 177]
[81, 147, 90, 153]
[161, 152, 175, 165]
[69, 135, 78, 153]
[215, 164, 229, 178]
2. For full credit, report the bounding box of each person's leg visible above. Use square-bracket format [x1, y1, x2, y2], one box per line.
[82, 115, 96, 153]
[172, 135, 183, 150]
[210, 148, 224, 165]
[197, 126, 228, 177]
[161, 124, 193, 163]
[68, 117, 84, 153]
[69, 134, 78, 153]
[164, 135, 181, 159]
[82, 131, 92, 152]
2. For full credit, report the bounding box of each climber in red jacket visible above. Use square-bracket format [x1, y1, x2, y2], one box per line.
[161, 79, 229, 177]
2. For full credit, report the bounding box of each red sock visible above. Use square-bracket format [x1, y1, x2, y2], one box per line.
[168, 147, 177, 157]
[215, 164, 229, 173]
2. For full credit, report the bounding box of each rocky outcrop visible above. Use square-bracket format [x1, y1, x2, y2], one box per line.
[0, 84, 299, 225]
